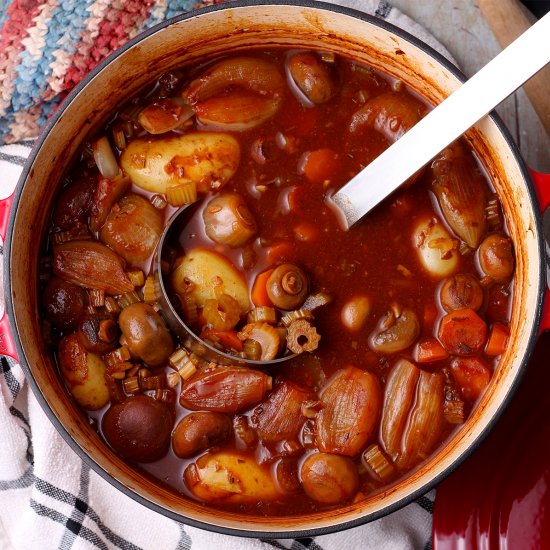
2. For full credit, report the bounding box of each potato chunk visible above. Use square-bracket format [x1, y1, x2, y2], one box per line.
[184, 452, 281, 502]
[58, 333, 110, 410]
[171, 248, 251, 312]
[120, 132, 240, 194]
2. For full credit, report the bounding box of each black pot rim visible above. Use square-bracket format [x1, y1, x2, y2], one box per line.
[4, 0, 545, 539]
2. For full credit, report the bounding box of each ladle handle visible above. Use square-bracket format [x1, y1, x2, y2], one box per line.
[332, 11, 550, 228]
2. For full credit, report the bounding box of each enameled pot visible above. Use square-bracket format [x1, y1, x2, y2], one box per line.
[2, 0, 550, 538]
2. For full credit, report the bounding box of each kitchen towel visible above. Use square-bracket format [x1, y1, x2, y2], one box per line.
[0, 1, 453, 548]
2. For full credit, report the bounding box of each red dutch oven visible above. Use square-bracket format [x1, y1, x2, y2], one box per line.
[1, 0, 550, 539]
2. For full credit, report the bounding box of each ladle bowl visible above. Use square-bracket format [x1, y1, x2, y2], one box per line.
[155, 204, 297, 367]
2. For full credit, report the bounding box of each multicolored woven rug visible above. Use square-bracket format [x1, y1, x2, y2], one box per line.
[0, 0, 226, 145]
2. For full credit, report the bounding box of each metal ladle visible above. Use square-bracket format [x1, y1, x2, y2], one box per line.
[331, 10, 550, 228]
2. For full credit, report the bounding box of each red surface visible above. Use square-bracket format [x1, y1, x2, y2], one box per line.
[433, 333, 550, 549]
[434, 170, 550, 549]
[532, 170, 550, 334]
[0, 193, 17, 360]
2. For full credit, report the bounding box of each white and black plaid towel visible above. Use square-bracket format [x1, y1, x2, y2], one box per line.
[0, 2, 455, 548]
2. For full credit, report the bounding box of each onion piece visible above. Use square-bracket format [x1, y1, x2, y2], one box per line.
[193, 93, 282, 132]
[92, 136, 120, 179]
[350, 92, 424, 142]
[203, 193, 257, 248]
[380, 359, 445, 469]
[89, 173, 131, 232]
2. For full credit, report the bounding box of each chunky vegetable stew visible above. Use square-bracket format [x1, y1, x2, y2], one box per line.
[42, 49, 515, 515]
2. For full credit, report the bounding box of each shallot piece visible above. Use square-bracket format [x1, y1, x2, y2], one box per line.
[252, 380, 311, 443]
[431, 141, 488, 249]
[89, 174, 131, 232]
[316, 366, 382, 456]
[380, 359, 445, 470]
[287, 52, 338, 105]
[179, 366, 272, 413]
[100, 194, 163, 263]
[350, 91, 425, 142]
[184, 57, 285, 131]
[53, 240, 134, 295]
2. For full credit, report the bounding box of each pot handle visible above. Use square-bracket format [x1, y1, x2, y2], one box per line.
[0, 193, 18, 360]
[531, 169, 550, 335]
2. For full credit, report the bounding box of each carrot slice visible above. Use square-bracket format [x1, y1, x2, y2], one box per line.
[423, 302, 438, 331]
[294, 221, 319, 243]
[300, 148, 340, 185]
[450, 356, 491, 402]
[251, 269, 275, 307]
[200, 328, 243, 352]
[266, 242, 295, 263]
[414, 338, 449, 363]
[438, 308, 487, 355]
[485, 322, 510, 356]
